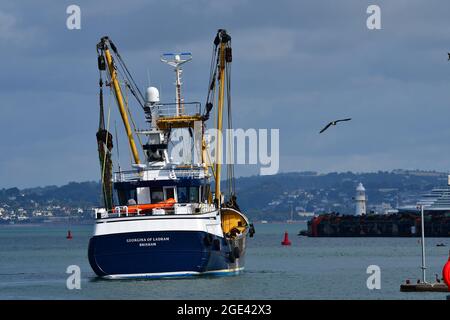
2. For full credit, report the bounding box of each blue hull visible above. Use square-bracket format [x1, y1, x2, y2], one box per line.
[88, 230, 245, 279]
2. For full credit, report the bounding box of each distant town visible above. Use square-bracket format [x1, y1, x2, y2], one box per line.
[0, 170, 447, 224]
[0, 181, 99, 224]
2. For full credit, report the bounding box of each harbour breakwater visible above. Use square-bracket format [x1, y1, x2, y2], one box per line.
[306, 213, 450, 237]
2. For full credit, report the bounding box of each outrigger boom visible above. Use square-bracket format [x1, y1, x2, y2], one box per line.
[97, 36, 141, 165]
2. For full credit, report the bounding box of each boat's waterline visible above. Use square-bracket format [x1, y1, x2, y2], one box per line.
[102, 266, 245, 280]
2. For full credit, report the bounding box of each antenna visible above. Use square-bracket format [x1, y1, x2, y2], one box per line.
[160, 52, 192, 115]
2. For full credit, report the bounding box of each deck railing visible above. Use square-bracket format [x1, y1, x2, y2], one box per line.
[113, 167, 205, 182]
[154, 102, 201, 118]
[94, 203, 216, 219]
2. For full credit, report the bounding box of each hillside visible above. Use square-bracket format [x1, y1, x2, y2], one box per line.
[0, 170, 447, 222]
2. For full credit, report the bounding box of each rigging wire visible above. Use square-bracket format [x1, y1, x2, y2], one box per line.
[114, 120, 121, 173]
[124, 83, 144, 150]
[203, 42, 219, 121]
[206, 45, 218, 105]
[108, 41, 146, 110]
[203, 43, 219, 174]
[103, 62, 142, 165]
[113, 59, 145, 111]
[226, 42, 235, 197]
[226, 74, 232, 195]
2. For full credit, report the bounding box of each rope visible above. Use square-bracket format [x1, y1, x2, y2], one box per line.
[97, 70, 111, 209]
[97, 73, 105, 205]
[100, 95, 112, 208]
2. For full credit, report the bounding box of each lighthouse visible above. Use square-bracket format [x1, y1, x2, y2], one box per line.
[355, 182, 366, 216]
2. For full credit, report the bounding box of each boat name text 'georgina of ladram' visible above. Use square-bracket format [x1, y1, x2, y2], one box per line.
[126, 237, 170, 243]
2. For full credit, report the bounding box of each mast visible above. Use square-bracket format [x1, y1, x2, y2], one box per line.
[214, 30, 231, 205]
[161, 53, 192, 116]
[215, 41, 226, 204]
[98, 37, 141, 165]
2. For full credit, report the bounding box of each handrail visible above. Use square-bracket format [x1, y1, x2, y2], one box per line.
[154, 102, 201, 117]
[94, 203, 216, 220]
[113, 167, 205, 182]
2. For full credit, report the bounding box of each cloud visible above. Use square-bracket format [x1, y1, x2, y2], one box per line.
[2, 0, 450, 187]
[0, 10, 41, 46]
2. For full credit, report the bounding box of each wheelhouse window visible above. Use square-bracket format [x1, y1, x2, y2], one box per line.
[137, 187, 150, 204]
[177, 187, 188, 203]
[117, 188, 137, 206]
[176, 186, 200, 203]
[164, 187, 175, 201]
[189, 187, 199, 203]
[150, 187, 164, 203]
[201, 184, 210, 202]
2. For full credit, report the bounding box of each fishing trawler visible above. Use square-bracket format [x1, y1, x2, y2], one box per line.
[88, 30, 255, 279]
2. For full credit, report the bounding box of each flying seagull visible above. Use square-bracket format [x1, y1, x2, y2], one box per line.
[448, 53, 450, 61]
[319, 118, 352, 134]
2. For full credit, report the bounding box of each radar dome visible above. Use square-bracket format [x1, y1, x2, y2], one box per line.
[146, 87, 160, 104]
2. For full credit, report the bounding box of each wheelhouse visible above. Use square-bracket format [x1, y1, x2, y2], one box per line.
[114, 179, 210, 206]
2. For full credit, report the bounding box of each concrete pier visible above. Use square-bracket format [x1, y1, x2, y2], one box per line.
[400, 282, 448, 292]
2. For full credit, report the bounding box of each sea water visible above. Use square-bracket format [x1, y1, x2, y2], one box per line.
[0, 223, 448, 300]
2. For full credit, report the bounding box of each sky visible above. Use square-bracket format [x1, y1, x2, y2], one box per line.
[2, 0, 450, 188]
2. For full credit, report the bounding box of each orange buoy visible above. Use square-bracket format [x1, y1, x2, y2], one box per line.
[281, 232, 291, 246]
[443, 250, 450, 289]
[66, 230, 73, 240]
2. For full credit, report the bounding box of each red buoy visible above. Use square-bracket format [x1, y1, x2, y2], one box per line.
[443, 251, 450, 289]
[66, 230, 73, 240]
[281, 232, 291, 246]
